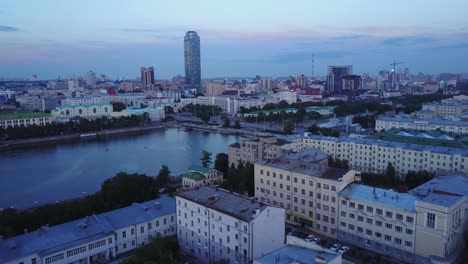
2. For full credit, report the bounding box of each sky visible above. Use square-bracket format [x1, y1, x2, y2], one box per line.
[1, 0, 468, 80]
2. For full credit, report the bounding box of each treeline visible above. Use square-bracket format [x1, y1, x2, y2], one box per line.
[183, 103, 222, 123]
[307, 125, 340, 137]
[334, 101, 393, 117]
[239, 100, 323, 114]
[122, 235, 182, 264]
[0, 114, 150, 140]
[328, 156, 349, 169]
[0, 166, 171, 238]
[244, 108, 313, 124]
[220, 162, 255, 196]
[392, 94, 451, 114]
[352, 115, 376, 129]
[361, 164, 435, 192]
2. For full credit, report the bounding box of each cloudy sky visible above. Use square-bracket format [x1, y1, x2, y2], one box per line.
[1, 0, 468, 79]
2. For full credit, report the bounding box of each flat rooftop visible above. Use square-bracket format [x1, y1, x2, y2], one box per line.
[176, 186, 270, 222]
[409, 175, 468, 207]
[0, 196, 175, 263]
[0, 112, 52, 120]
[340, 183, 416, 212]
[255, 245, 340, 264]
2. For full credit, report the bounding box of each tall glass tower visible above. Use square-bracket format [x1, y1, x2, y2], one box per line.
[184, 31, 201, 89]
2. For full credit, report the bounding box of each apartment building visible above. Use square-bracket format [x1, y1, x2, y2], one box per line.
[421, 101, 468, 118]
[176, 186, 285, 264]
[338, 175, 468, 263]
[254, 148, 360, 238]
[181, 165, 224, 189]
[297, 134, 468, 175]
[0, 112, 54, 129]
[228, 135, 293, 167]
[0, 196, 176, 264]
[51, 103, 112, 121]
[61, 97, 110, 106]
[338, 184, 417, 262]
[376, 116, 468, 135]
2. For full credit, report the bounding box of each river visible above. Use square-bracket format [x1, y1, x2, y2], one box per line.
[0, 128, 238, 209]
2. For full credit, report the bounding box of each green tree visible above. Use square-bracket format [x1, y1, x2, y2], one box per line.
[214, 153, 229, 176]
[223, 117, 230, 128]
[283, 121, 294, 134]
[386, 162, 397, 187]
[122, 235, 180, 264]
[234, 120, 241, 129]
[164, 106, 174, 114]
[155, 165, 171, 187]
[112, 102, 126, 112]
[201, 150, 212, 167]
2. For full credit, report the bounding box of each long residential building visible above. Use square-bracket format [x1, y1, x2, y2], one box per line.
[0, 196, 176, 264]
[375, 115, 468, 134]
[51, 103, 113, 121]
[176, 186, 285, 264]
[254, 149, 360, 239]
[0, 112, 54, 129]
[296, 134, 468, 175]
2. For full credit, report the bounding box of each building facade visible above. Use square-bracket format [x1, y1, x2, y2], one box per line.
[141, 67, 155, 86]
[184, 31, 201, 89]
[51, 103, 112, 121]
[0, 196, 176, 264]
[176, 186, 285, 264]
[254, 149, 359, 238]
[326, 66, 352, 93]
[0, 112, 54, 129]
[375, 116, 468, 135]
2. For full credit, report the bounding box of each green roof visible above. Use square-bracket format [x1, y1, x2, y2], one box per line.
[182, 171, 206, 181]
[0, 112, 52, 120]
[189, 165, 213, 174]
[366, 129, 468, 149]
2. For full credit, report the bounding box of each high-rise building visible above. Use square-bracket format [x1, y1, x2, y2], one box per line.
[141, 66, 155, 86]
[85, 70, 97, 88]
[341, 75, 361, 91]
[184, 31, 201, 90]
[326, 65, 352, 93]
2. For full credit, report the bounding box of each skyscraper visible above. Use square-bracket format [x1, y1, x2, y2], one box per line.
[326, 65, 352, 93]
[85, 70, 97, 88]
[141, 66, 155, 86]
[184, 31, 201, 90]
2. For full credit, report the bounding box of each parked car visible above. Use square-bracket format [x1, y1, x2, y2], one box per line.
[337, 246, 349, 254]
[305, 234, 315, 242]
[329, 244, 341, 251]
[312, 237, 320, 244]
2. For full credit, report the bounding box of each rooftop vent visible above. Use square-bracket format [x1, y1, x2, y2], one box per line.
[154, 202, 161, 209]
[77, 222, 88, 229]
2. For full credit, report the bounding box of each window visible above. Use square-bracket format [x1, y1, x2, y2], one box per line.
[426, 213, 436, 228]
[141, 226, 144, 233]
[349, 213, 355, 219]
[349, 202, 355, 208]
[131, 228, 135, 235]
[395, 226, 402, 233]
[406, 216, 414, 223]
[357, 216, 364, 222]
[366, 229, 372, 236]
[385, 223, 392, 229]
[376, 209, 383, 215]
[384, 235, 391, 241]
[385, 211, 393, 218]
[394, 238, 402, 245]
[375, 232, 382, 238]
[406, 229, 413, 235]
[122, 231, 126, 238]
[366, 218, 373, 224]
[341, 211, 346, 217]
[396, 214, 403, 220]
[366, 206, 373, 213]
[405, 241, 413, 247]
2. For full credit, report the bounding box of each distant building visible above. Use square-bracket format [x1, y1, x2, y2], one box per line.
[68, 80, 80, 90]
[326, 66, 352, 93]
[15, 94, 42, 111]
[176, 186, 285, 264]
[184, 31, 201, 90]
[181, 165, 224, 189]
[375, 115, 468, 134]
[51, 103, 112, 121]
[0, 112, 54, 129]
[85, 71, 97, 88]
[141, 66, 155, 86]
[341, 75, 361, 92]
[228, 136, 293, 167]
[0, 196, 176, 264]
[61, 97, 110, 106]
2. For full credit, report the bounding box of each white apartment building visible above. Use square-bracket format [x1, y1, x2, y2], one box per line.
[61, 97, 110, 106]
[254, 149, 359, 238]
[181, 165, 224, 189]
[108, 93, 147, 106]
[0, 196, 176, 264]
[297, 134, 468, 176]
[176, 186, 285, 264]
[338, 175, 468, 263]
[0, 112, 54, 129]
[228, 135, 293, 167]
[375, 116, 468, 135]
[419, 96, 468, 118]
[51, 103, 113, 121]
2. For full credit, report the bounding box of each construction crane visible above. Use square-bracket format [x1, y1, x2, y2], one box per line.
[390, 61, 404, 89]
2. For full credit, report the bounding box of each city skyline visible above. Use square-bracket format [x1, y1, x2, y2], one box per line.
[1, 0, 468, 79]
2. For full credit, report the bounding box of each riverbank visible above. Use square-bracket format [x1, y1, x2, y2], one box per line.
[0, 123, 167, 151]
[179, 122, 277, 137]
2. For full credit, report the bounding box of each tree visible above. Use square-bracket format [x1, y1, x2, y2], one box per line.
[122, 235, 180, 264]
[386, 162, 397, 187]
[155, 165, 171, 187]
[112, 102, 126, 112]
[283, 121, 294, 134]
[223, 117, 230, 128]
[214, 153, 229, 176]
[201, 150, 212, 167]
[164, 106, 174, 114]
[234, 120, 241, 129]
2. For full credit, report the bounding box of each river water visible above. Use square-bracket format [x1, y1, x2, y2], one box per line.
[0, 128, 238, 209]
